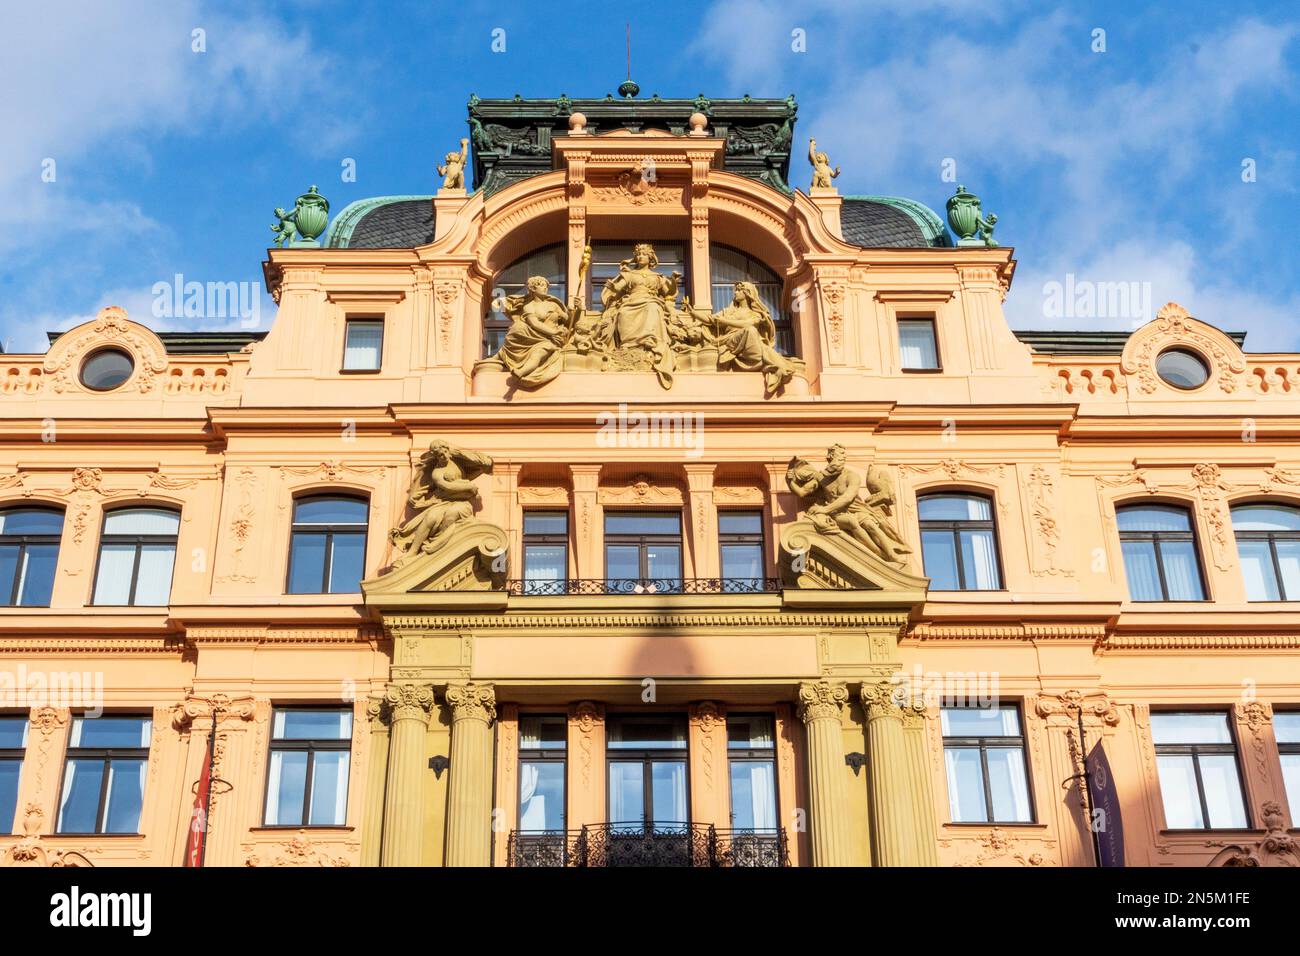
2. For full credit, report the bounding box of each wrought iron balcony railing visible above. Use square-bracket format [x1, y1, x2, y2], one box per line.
[503, 577, 782, 596]
[506, 823, 790, 867]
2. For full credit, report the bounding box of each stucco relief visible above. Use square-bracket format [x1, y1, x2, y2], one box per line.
[1120, 302, 1247, 395]
[42, 307, 169, 394]
[243, 830, 357, 867]
[941, 827, 1056, 867]
[1023, 464, 1073, 577]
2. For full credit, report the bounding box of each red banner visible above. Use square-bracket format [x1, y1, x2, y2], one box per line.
[183, 726, 214, 867]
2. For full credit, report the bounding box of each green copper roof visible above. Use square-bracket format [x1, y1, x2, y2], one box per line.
[326, 195, 435, 248]
[844, 195, 952, 247]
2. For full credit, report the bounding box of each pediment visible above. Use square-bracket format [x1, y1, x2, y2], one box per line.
[779, 520, 929, 599]
[361, 519, 508, 607]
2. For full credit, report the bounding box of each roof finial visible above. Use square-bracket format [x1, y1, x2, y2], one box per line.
[618, 23, 640, 98]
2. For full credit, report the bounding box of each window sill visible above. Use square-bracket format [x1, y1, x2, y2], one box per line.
[942, 821, 1044, 829]
[900, 367, 944, 374]
[46, 832, 145, 839]
[249, 825, 355, 833]
[1159, 828, 1262, 836]
[338, 368, 381, 375]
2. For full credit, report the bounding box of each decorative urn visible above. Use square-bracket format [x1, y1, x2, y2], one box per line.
[292, 185, 330, 245]
[946, 184, 981, 242]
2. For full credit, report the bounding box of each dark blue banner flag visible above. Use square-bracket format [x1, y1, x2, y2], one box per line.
[1086, 740, 1125, 867]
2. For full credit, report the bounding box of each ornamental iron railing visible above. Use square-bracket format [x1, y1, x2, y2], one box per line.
[506, 823, 789, 867]
[503, 577, 782, 596]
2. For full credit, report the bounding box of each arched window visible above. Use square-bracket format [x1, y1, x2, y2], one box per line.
[710, 245, 792, 355]
[484, 244, 566, 357]
[287, 495, 368, 594]
[918, 493, 1002, 590]
[1231, 502, 1300, 601]
[0, 507, 63, 607]
[93, 507, 180, 606]
[1116, 503, 1206, 602]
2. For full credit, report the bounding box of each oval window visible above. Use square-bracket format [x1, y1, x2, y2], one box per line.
[80, 348, 135, 391]
[1156, 348, 1209, 390]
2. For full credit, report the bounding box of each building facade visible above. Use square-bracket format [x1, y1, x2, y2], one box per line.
[1, 92, 1299, 868]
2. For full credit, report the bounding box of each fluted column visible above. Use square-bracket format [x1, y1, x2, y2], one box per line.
[381, 681, 435, 867]
[862, 677, 918, 866]
[901, 699, 940, 865]
[797, 680, 852, 867]
[444, 682, 497, 867]
[360, 695, 391, 868]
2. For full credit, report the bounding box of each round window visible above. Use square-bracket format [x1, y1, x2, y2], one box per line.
[1156, 348, 1209, 390]
[80, 348, 135, 391]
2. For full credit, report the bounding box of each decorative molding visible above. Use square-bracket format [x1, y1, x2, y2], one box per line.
[445, 681, 496, 725]
[383, 609, 912, 631]
[383, 681, 435, 724]
[1120, 302, 1247, 395]
[797, 679, 848, 723]
[1034, 690, 1120, 727]
[598, 474, 683, 506]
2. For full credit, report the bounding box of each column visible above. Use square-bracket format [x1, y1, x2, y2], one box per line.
[901, 699, 940, 866]
[797, 680, 852, 867]
[861, 677, 919, 866]
[444, 681, 497, 867]
[360, 696, 391, 868]
[380, 680, 435, 867]
[567, 701, 606, 832]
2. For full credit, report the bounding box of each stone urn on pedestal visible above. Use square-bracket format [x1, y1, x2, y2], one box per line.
[290, 185, 330, 246]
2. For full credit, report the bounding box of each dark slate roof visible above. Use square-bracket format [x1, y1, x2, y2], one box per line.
[840, 198, 935, 248]
[346, 199, 435, 248]
[46, 331, 267, 354]
[1014, 330, 1247, 354]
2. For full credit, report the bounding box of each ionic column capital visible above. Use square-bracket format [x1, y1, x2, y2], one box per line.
[797, 680, 848, 724]
[384, 681, 436, 725]
[446, 681, 497, 725]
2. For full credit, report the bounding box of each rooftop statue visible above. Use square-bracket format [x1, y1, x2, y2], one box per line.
[946, 185, 998, 247]
[438, 138, 470, 190]
[271, 185, 329, 247]
[591, 242, 681, 388]
[786, 445, 912, 566]
[482, 277, 573, 387]
[808, 137, 840, 190]
[713, 281, 796, 395]
[389, 440, 493, 566]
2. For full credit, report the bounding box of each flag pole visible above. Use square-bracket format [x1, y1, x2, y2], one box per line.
[1076, 708, 1103, 867]
[198, 714, 217, 867]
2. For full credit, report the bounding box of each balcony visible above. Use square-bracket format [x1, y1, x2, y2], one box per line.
[506, 823, 790, 867]
[504, 577, 782, 596]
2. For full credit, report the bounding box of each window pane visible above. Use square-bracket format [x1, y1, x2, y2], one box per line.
[0, 509, 64, 535]
[605, 544, 640, 580]
[0, 760, 19, 832]
[899, 319, 939, 369]
[103, 758, 146, 833]
[1276, 538, 1300, 601]
[942, 705, 1021, 737]
[343, 321, 383, 370]
[605, 513, 681, 535]
[0, 547, 17, 605]
[651, 760, 688, 823]
[645, 544, 682, 582]
[944, 747, 988, 822]
[729, 759, 777, 829]
[1275, 713, 1300, 744]
[959, 529, 1001, 589]
[58, 758, 104, 832]
[1120, 539, 1163, 601]
[986, 747, 1033, 822]
[1157, 754, 1205, 828]
[0, 717, 27, 748]
[1150, 713, 1232, 745]
[73, 716, 152, 748]
[921, 530, 960, 590]
[523, 512, 567, 535]
[327, 532, 366, 593]
[1117, 506, 1191, 533]
[608, 761, 644, 826]
[607, 717, 687, 749]
[718, 512, 762, 535]
[721, 543, 763, 584]
[288, 532, 327, 594]
[308, 751, 349, 825]
[103, 508, 180, 536]
[294, 497, 368, 525]
[727, 715, 775, 749]
[523, 545, 566, 583]
[131, 543, 176, 605]
[265, 750, 308, 825]
[919, 495, 991, 522]
[93, 543, 137, 605]
[1281, 753, 1300, 826]
[519, 716, 567, 750]
[17, 543, 58, 606]
[1199, 754, 1248, 829]
[520, 760, 565, 830]
[274, 710, 353, 740]
[1231, 505, 1300, 532]
[1237, 538, 1281, 601]
[1159, 540, 1205, 600]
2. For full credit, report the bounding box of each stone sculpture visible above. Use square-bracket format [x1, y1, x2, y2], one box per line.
[808, 137, 840, 190]
[438, 138, 470, 190]
[786, 445, 912, 566]
[389, 440, 493, 565]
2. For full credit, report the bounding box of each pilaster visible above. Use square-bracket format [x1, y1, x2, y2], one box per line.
[861, 677, 923, 866]
[444, 681, 497, 867]
[688, 701, 729, 829]
[685, 464, 719, 579]
[797, 679, 852, 866]
[360, 696, 391, 868]
[380, 680, 435, 867]
[567, 701, 606, 832]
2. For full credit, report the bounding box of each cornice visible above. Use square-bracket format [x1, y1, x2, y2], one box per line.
[388, 401, 897, 429]
[1065, 416, 1300, 441]
[906, 622, 1110, 642]
[380, 609, 912, 631]
[1099, 633, 1300, 652]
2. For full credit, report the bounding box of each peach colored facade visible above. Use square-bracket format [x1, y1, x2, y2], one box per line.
[2, 103, 1299, 868]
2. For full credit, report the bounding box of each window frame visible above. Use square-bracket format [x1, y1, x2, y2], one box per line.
[521, 510, 569, 588]
[0, 715, 28, 834]
[725, 712, 779, 832]
[516, 713, 568, 832]
[717, 509, 766, 591]
[261, 706, 354, 828]
[1275, 710, 1300, 825]
[285, 494, 370, 595]
[1150, 710, 1251, 831]
[90, 506, 180, 607]
[341, 317, 384, 373]
[1230, 502, 1300, 602]
[897, 314, 942, 372]
[55, 714, 151, 835]
[605, 713, 691, 828]
[917, 491, 1005, 591]
[0, 506, 63, 607]
[1115, 501, 1209, 603]
[603, 510, 684, 588]
[940, 703, 1036, 824]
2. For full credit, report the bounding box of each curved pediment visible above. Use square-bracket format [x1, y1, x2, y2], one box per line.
[780, 520, 929, 597]
[361, 519, 508, 607]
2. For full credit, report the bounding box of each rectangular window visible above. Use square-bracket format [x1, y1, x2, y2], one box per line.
[898, 317, 940, 370]
[522, 511, 568, 594]
[518, 715, 566, 831]
[264, 708, 353, 827]
[342, 319, 384, 371]
[92, 508, 180, 607]
[1151, 712, 1248, 830]
[0, 716, 28, 833]
[1276, 713, 1300, 825]
[604, 511, 683, 592]
[607, 715, 688, 829]
[941, 705, 1033, 823]
[727, 714, 777, 831]
[57, 715, 151, 834]
[718, 511, 765, 592]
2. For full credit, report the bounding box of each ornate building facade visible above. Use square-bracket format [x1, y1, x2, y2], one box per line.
[1, 91, 1298, 868]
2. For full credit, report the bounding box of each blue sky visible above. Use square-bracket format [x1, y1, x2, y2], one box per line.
[1, 0, 1297, 353]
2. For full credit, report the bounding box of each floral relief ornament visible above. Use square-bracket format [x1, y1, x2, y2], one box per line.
[42, 306, 168, 394]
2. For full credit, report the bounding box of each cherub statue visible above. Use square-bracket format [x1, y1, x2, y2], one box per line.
[270, 207, 299, 247]
[785, 445, 912, 566]
[486, 276, 572, 387]
[808, 137, 841, 190]
[438, 138, 470, 190]
[389, 440, 494, 565]
[977, 212, 998, 247]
